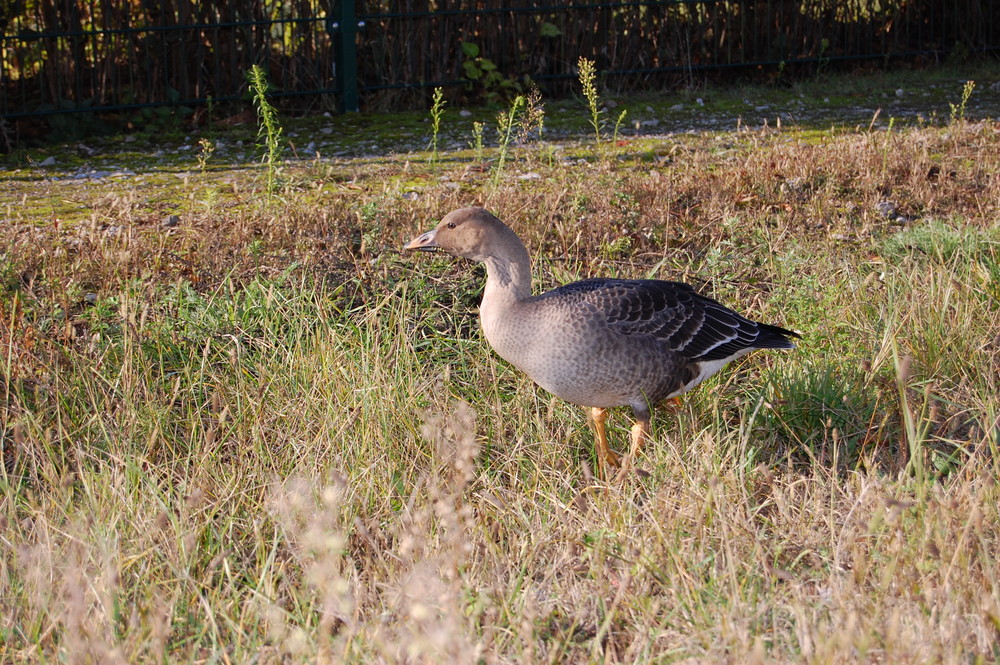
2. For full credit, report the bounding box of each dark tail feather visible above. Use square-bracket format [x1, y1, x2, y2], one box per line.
[756, 322, 800, 350]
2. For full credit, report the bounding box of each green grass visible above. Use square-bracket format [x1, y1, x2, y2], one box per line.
[2, 69, 1000, 663]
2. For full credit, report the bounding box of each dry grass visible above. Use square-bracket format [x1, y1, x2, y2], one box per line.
[1, 93, 999, 663]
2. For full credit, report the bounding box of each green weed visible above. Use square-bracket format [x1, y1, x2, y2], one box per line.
[196, 137, 215, 171]
[471, 121, 485, 163]
[611, 108, 628, 145]
[949, 79, 976, 123]
[516, 86, 546, 146]
[428, 87, 446, 166]
[815, 37, 831, 79]
[461, 41, 524, 104]
[248, 64, 285, 195]
[492, 95, 526, 187]
[578, 56, 602, 148]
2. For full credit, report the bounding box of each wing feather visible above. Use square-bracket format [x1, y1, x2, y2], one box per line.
[536, 278, 795, 361]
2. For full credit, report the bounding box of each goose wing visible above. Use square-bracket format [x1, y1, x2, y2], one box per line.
[540, 278, 796, 361]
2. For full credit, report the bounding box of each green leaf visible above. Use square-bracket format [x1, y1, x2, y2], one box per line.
[479, 58, 497, 71]
[461, 41, 480, 58]
[462, 61, 482, 79]
[539, 21, 561, 37]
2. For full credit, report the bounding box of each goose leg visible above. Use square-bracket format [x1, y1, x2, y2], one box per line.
[590, 407, 619, 476]
[615, 406, 652, 481]
[628, 419, 650, 460]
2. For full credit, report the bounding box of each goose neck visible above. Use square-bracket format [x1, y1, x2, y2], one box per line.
[483, 252, 532, 304]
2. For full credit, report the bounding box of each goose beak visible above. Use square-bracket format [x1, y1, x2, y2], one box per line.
[403, 229, 439, 252]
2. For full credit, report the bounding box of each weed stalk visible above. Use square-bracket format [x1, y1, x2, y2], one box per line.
[428, 87, 446, 166]
[472, 121, 485, 164]
[578, 57, 601, 148]
[612, 109, 628, 145]
[492, 95, 526, 187]
[880, 116, 895, 177]
[248, 64, 284, 195]
[196, 138, 215, 171]
[949, 80, 976, 124]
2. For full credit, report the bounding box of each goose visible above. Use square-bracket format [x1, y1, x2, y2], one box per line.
[404, 207, 798, 479]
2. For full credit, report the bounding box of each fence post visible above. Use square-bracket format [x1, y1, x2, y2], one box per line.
[328, 0, 360, 112]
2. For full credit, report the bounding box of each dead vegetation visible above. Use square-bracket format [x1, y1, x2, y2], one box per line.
[1, 96, 999, 663]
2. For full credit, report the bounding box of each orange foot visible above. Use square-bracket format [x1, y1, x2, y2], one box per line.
[614, 418, 650, 482]
[590, 407, 620, 478]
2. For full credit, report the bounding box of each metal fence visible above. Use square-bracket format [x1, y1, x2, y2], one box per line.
[1, 1, 998, 135]
[349, 0, 999, 111]
[1, 3, 334, 123]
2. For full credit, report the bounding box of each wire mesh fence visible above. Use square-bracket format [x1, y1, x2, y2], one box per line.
[1, 2, 333, 119]
[1, 1, 997, 135]
[352, 0, 998, 111]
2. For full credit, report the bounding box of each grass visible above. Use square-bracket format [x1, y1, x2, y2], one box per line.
[2, 68, 1000, 663]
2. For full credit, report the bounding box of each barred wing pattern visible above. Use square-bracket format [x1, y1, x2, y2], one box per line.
[538, 278, 798, 361]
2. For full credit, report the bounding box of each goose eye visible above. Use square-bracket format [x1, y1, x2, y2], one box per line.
[446, 222, 456, 229]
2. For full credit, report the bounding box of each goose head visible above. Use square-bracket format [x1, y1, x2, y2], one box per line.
[403, 207, 520, 263]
